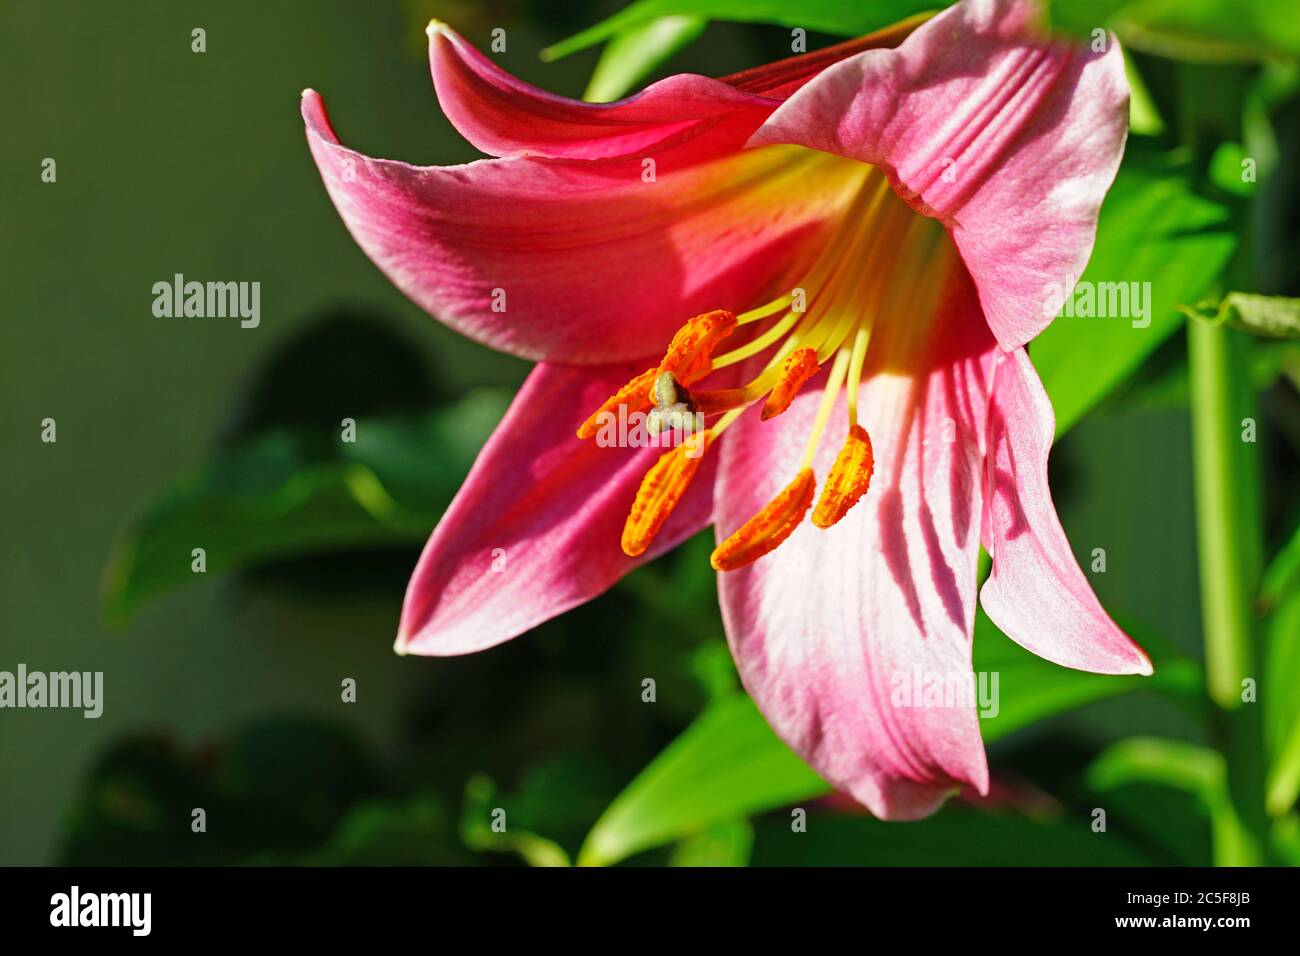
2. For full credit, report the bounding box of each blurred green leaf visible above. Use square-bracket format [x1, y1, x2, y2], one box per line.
[1033, 145, 1237, 435]
[100, 390, 509, 625]
[1265, 590, 1300, 816]
[1087, 781, 1212, 864]
[1049, 0, 1300, 63]
[460, 774, 571, 867]
[1263, 521, 1300, 611]
[669, 819, 754, 866]
[1273, 813, 1300, 865]
[973, 610, 1203, 739]
[1208, 142, 1257, 197]
[1110, 336, 1300, 413]
[1182, 291, 1300, 339]
[543, 0, 941, 61]
[1125, 50, 1166, 136]
[268, 795, 470, 866]
[578, 612, 1196, 866]
[577, 693, 824, 866]
[750, 808, 1154, 865]
[583, 15, 707, 102]
[1088, 736, 1224, 798]
[1086, 737, 1261, 860]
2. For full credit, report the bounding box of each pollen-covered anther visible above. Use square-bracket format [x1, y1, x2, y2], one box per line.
[711, 467, 816, 572]
[577, 366, 659, 440]
[622, 431, 714, 558]
[812, 424, 874, 529]
[659, 309, 737, 379]
[761, 347, 820, 421]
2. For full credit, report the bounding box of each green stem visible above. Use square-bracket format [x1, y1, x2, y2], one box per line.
[1188, 319, 1266, 865]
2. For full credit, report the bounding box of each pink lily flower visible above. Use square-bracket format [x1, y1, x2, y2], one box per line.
[302, 0, 1152, 820]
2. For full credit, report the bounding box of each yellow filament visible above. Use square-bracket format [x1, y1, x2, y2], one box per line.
[800, 348, 851, 470]
[715, 171, 888, 371]
[712, 307, 802, 367]
[846, 325, 871, 427]
[736, 294, 793, 326]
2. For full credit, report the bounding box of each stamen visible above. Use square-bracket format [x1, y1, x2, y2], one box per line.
[577, 366, 659, 440]
[713, 307, 802, 368]
[812, 424, 874, 529]
[621, 431, 713, 558]
[578, 311, 735, 441]
[660, 309, 737, 380]
[846, 326, 871, 427]
[710, 468, 816, 572]
[761, 347, 819, 421]
[737, 294, 793, 326]
[800, 348, 851, 470]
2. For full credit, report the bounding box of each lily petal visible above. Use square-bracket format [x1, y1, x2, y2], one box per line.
[716, 264, 999, 819]
[303, 90, 857, 364]
[980, 348, 1153, 675]
[749, 0, 1129, 350]
[427, 19, 931, 160]
[429, 22, 774, 161]
[398, 360, 716, 656]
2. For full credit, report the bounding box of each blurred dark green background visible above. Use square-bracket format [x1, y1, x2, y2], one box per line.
[2, 0, 1295, 866]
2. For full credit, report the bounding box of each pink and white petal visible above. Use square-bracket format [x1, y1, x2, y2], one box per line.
[429, 23, 775, 161]
[749, 0, 1129, 350]
[398, 360, 717, 656]
[304, 90, 856, 365]
[716, 264, 1000, 820]
[979, 348, 1153, 675]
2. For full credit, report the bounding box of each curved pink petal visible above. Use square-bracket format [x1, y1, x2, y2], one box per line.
[303, 89, 856, 364]
[427, 19, 931, 161]
[979, 348, 1152, 674]
[429, 23, 775, 161]
[398, 360, 717, 656]
[716, 264, 999, 819]
[749, 0, 1129, 350]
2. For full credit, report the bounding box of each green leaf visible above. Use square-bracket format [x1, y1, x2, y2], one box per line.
[576, 693, 825, 866]
[1124, 50, 1165, 136]
[1262, 521, 1300, 611]
[543, 0, 942, 61]
[1208, 142, 1257, 198]
[972, 610, 1203, 741]
[276, 795, 470, 866]
[1265, 590, 1300, 816]
[1088, 737, 1225, 799]
[583, 16, 707, 103]
[1182, 291, 1300, 339]
[1049, 0, 1300, 63]
[460, 774, 572, 867]
[579, 613, 1198, 866]
[100, 390, 509, 625]
[1086, 737, 1263, 863]
[669, 819, 754, 866]
[1031, 145, 1237, 435]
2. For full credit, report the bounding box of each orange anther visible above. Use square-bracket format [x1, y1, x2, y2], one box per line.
[812, 424, 874, 529]
[577, 366, 659, 440]
[761, 347, 819, 421]
[660, 309, 737, 379]
[621, 432, 713, 557]
[711, 468, 815, 571]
